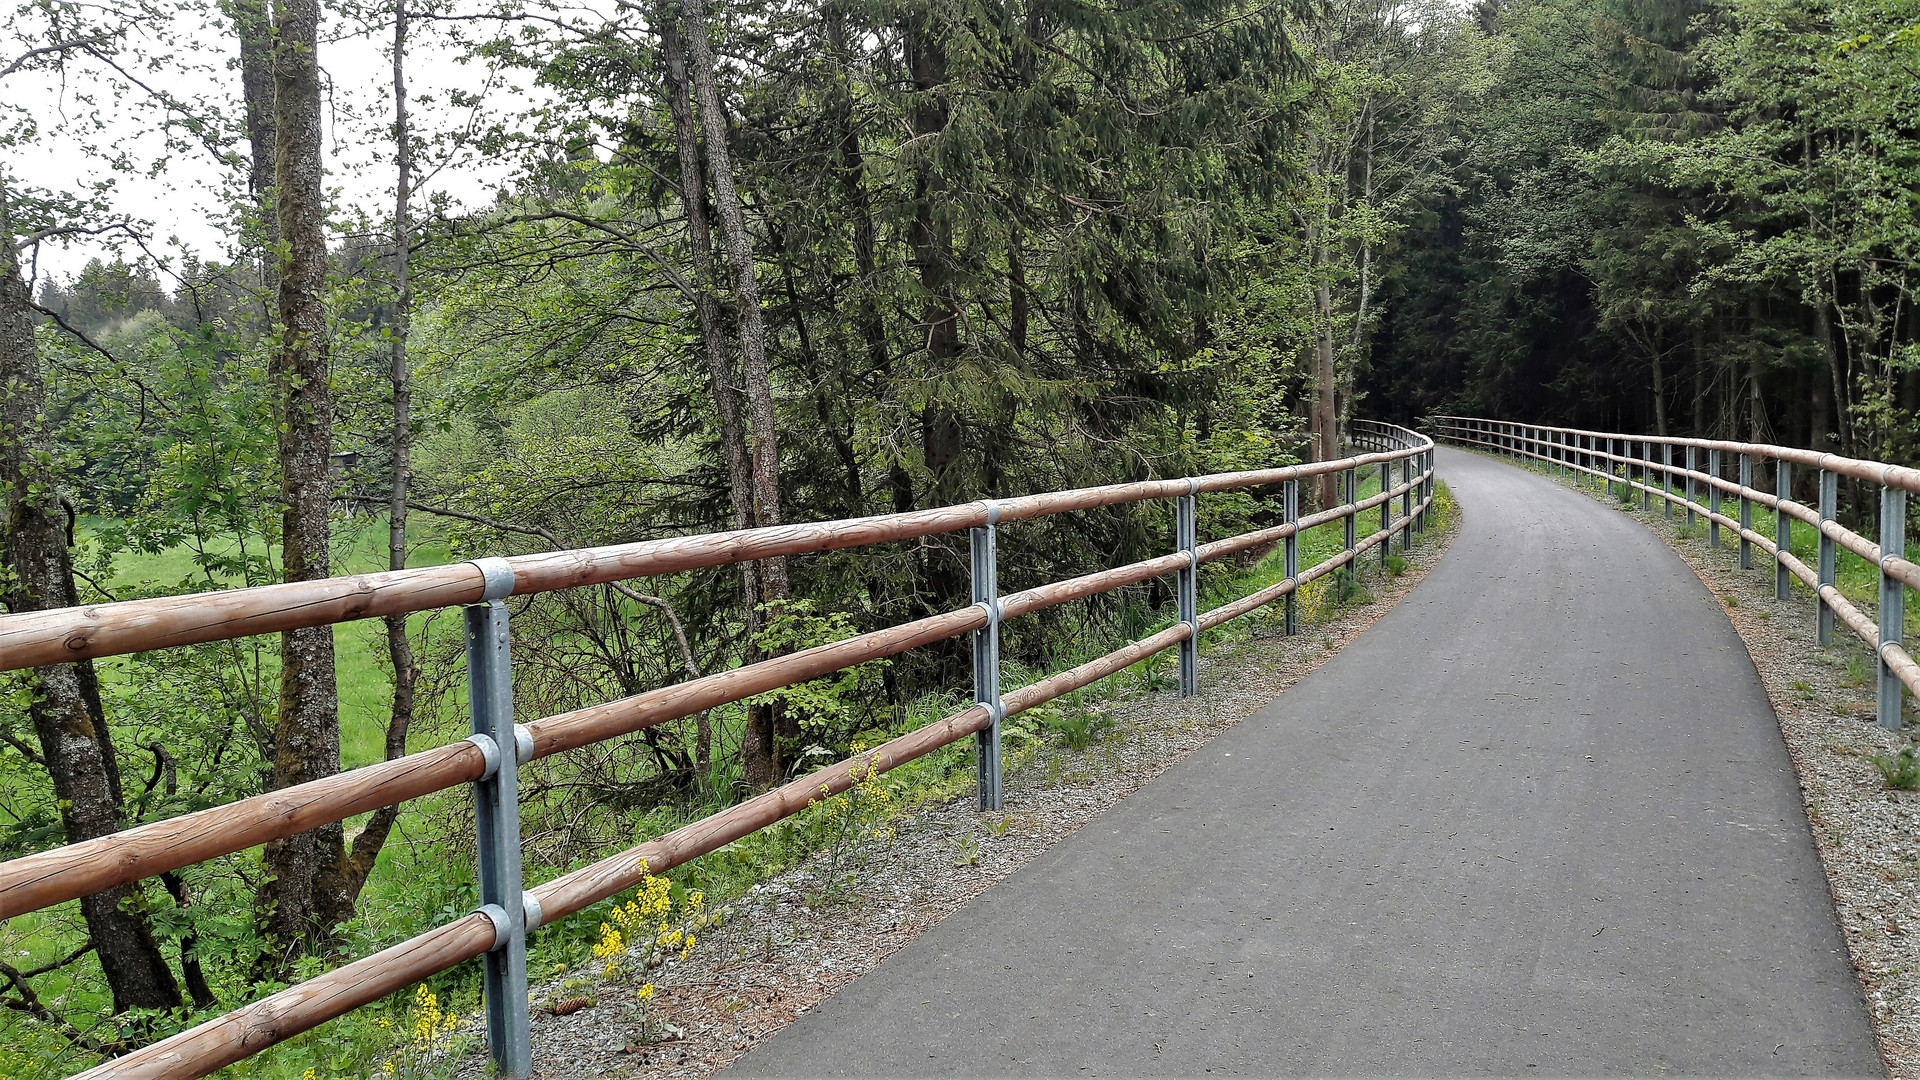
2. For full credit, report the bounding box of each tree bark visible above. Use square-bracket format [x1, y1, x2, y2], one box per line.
[681, 0, 785, 599]
[1, 193, 182, 1018]
[336, 0, 416, 899]
[256, 0, 351, 969]
[656, 8, 779, 787]
[228, 0, 278, 314]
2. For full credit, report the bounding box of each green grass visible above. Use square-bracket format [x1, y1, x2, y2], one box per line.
[7, 480, 1458, 1080]
[89, 515, 454, 769]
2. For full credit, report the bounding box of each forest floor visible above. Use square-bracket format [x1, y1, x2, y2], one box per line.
[445, 500, 1460, 1080]
[1574, 472, 1918, 1079]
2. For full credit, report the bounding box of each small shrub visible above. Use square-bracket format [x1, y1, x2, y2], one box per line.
[1332, 568, 1369, 605]
[1870, 747, 1920, 791]
[1384, 554, 1408, 577]
[1044, 708, 1115, 750]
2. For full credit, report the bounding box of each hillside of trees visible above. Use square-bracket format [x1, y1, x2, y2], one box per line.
[2, 0, 1916, 1073]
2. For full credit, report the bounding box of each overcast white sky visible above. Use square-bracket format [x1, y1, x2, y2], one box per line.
[12, 4, 537, 284]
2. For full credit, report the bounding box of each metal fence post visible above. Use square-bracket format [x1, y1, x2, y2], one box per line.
[1641, 441, 1652, 510]
[1817, 470, 1837, 645]
[1177, 486, 1198, 698]
[1343, 464, 1358, 563]
[967, 515, 1013, 807]
[1662, 443, 1673, 517]
[971, 514, 1004, 810]
[1283, 477, 1299, 635]
[466, 558, 532, 1080]
[1739, 453, 1753, 569]
[1708, 449, 1722, 548]
[1400, 455, 1413, 550]
[1879, 484, 1907, 730]
[1684, 446, 1697, 528]
[1555, 430, 1564, 476]
[1417, 449, 1428, 533]
[1776, 461, 1793, 600]
[1379, 460, 1390, 572]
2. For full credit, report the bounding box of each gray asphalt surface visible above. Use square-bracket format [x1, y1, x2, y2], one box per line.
[728, 448, 1883, 1077]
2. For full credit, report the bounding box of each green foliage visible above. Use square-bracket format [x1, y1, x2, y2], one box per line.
[1869, 747, 1920, 791]
[1041, 707, 1118, 751]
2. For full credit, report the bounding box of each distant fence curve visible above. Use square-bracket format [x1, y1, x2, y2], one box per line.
[1434, 416, 1917, 731]
[2, 421, 1435, 1080]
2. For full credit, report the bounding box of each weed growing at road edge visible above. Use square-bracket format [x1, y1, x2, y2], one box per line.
[1869, 747, 1920, 790]
[1044, 708, 1116, 750]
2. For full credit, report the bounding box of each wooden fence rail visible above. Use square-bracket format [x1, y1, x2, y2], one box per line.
[1433, 416, 1920, 716]
[3, 422, 1435, 1080]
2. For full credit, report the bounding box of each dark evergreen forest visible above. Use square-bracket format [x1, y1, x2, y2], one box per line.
[3, 0, 1916, 1073]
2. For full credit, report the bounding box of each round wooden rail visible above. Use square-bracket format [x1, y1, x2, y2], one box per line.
[1435, 421, 1920, 701]
[0, 448, 1428, 673]
[1433, 416, 1920, 496]
[64, 462, 1438, 1080]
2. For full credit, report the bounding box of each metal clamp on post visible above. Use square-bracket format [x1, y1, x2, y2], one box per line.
[464, 556, 531, 1079]
[1399, 454, 1413, 551]
[1282, 478, 1299, 635]
[1738, 453, 1754, 569]
[1879, 484, 1907, 730]
[971, 503, 1004, 811]
[1343, 464, 1358, 562]
[1709, 449, 1723, 549]
[1641, 442, 1652, 511]
[1684, 446, 1697, 528]
[1776, 461, 1793, 600]
[1178, 479, 1200, 697]
[1817, 469, 1837, 644]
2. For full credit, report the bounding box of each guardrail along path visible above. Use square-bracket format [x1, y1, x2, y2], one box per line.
[729, 446, 1881, 1077]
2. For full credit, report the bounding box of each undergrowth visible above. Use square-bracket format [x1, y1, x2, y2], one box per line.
[2, 472, 1457, 1080]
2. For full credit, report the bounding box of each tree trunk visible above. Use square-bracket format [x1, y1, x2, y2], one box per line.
[656, 9, 776, 788]
[1815, 299, 1850, 454]
[228, 0, 278, 314]
[1, 195, 182, 1018]
[1310, 218, 1339, 508]
[1650, 347, 1668, 436]
[681, 0, 784, 597]
[336, 0, 416, 899]
[256, 0, 351, 969]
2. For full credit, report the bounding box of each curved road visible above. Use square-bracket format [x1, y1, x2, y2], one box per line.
[728, 447, 1882, 1077]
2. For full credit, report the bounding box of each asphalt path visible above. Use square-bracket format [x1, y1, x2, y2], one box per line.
[728, 447, 1883, 1077]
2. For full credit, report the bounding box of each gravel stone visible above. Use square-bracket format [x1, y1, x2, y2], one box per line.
[449, 514, 1458, 1080]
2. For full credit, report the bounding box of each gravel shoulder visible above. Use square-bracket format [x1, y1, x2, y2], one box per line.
[458, 505, 1458, 1080]
[1512, 454, 1919, 1079]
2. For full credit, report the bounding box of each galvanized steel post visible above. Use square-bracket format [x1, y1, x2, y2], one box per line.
[1708, 449, 1722, 548]
[1738, 453, 1753, 569]
[1879, 485, 1907, 730]
[1400, 454, 1413, 550]
[971, 513, 1004, 810]
[1817, 470, 1837, 645]
[1776, 461, 1793, 600]
[465, 558, 532, 1080]
[1344, 465, 1358, 558]
[1379, 460, 1391, 571]
[1684, 446, 1696, 527]
[1662, 443, 1673, 517]
[1176, 486, 1199, 698]
[1283, 478, 1299, 635]
[1642, 440, 1654, 508]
